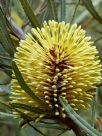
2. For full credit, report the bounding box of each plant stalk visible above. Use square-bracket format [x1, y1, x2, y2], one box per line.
[60, 117, 88, 136]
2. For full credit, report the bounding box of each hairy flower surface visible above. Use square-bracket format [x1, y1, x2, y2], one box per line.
[11, 20, 101, 119]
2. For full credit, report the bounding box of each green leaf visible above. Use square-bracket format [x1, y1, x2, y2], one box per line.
[0, 111, 15, 118]
[17, 110, 46, 136]
[47, 0, 58, 21]
[0, 0, 9, 15]
[2, 68, 12, 77]
[20, 119, 31, 127]
[0, 59, 11, 69]
[60, 0, 65, 21]
[0, 7, 15, 57]
[59, 97, 102, 136]
[56, 129, 68, 136]
[0, 100, 12, 110]
[28, 123, 46, 136]
[82, 0, 102, 24]
[11, 103, 45, 114]
[0, 55, 11, 60]
[70, 0, 80, 24]
[18, 0, 39, 28]
[34, 123, 67, 130]
[7, 18, 25, 40]
[91, 91, 98, 127]
[16, 108, 36, 122]
[94, 36, 102, 43]
[0, 57, 12, 77]
[12, 61, 49, 108]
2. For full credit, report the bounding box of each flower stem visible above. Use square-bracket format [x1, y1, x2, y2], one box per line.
[60, 117, 88, 136]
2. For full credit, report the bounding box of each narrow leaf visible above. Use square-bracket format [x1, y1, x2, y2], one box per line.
[34, 123, 67, 130]
[0, 55, 11, 60]
[11, 103, 45, 114]
[7, 17, 25, 40]
[91, 91, 98, 127]
[94, 36, 102, 43]
[2, 67, 12, 77]
[15, 108, 36, 122]
[59, 97, 102, 136]
[57, 129, 68, 136]
[0, 100, 12, 110]
[18, 0, 39, 28]
[82, 0, 102, 24]
[47, 0, 58, 21]
[28, 123, 47, 136]
[20, 119, 31, 128]
[0, 111, 15, 118]
[70, 0, 80, 24]
[12, 61, 49, 108]
[60, 0, 65, 21]
[0, 7, 15, 57]
[0, 59, 11, 69]
[0, 57, 12, 76]
[17, 109, 47, 136]
[0, 0, 10, 14]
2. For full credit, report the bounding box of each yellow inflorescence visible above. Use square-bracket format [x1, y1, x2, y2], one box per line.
[11, 20, 101, 118]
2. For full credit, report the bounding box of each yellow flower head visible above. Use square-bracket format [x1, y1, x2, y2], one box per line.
[11, 20, 101, 119]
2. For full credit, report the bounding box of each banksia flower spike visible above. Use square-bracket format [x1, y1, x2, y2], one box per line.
[11, 20, 101, 121]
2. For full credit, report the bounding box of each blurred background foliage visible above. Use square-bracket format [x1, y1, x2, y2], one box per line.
[0, 0, 102, 136]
